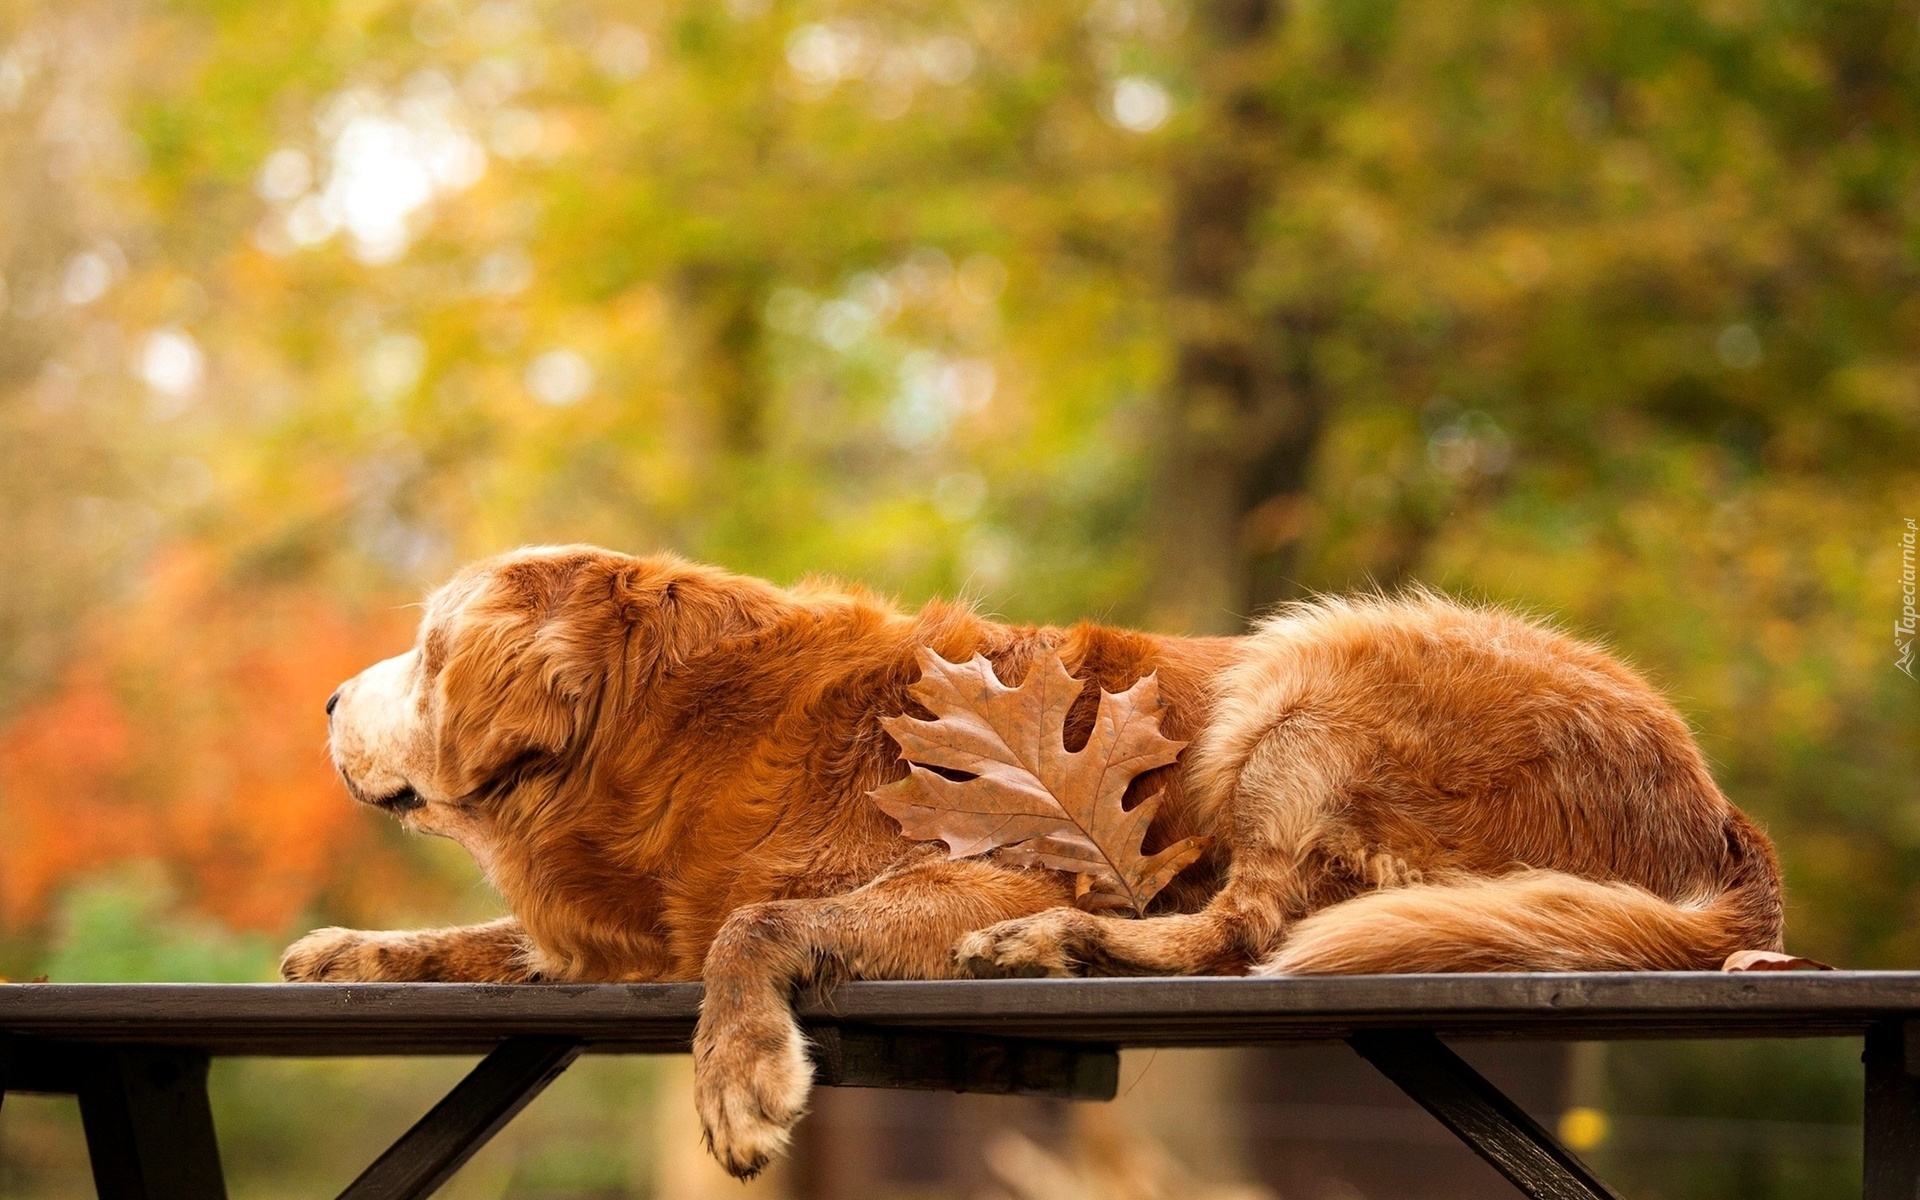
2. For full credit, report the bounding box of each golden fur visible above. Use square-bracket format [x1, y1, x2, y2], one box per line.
[284, 545, 1783, 1177]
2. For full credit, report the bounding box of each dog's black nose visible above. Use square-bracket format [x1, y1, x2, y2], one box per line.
[325, 691, 341, 717]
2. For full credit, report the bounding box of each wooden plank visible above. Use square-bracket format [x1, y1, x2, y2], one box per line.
[335, 1037, 582, 1200]
[0, 982, 700, 1056]
[73, 1046, 228, 1200]
[2, 975, 1919, 1056]
[808, 1025, 1118, 1100]
[1349, 1030, 1621, 1200]
[1863, 1019, 1920, 1200]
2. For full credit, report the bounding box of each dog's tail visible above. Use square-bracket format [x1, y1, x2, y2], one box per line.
[1256, 816, 1784, 975]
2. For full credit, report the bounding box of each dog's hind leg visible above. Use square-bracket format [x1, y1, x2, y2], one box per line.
[953, 871, 1291, 977]
[692, 855, 1070, 1180]
[955, 718, 1367, 977]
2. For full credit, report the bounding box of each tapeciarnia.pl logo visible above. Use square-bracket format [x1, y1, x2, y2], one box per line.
[1900, 517, 1917, 679]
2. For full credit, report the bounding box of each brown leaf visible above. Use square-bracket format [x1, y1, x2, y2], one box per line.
[871, 648, 1208, 915]
[1722, 950, 1836, 972]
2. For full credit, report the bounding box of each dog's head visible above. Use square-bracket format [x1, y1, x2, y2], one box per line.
[326, 545, 778, 845]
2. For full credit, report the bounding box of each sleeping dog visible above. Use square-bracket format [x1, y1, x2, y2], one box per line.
[284, 544, 1783, 1177]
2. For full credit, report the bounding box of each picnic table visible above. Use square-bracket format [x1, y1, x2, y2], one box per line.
[4, 972, 1919, 1200]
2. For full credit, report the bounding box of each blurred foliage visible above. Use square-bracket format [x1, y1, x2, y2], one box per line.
[1593, 1038, 1864, 1200]
[37, 863, 277, 982]
[0, 0, 1916, 1196]
[0, 0, 1910, 961]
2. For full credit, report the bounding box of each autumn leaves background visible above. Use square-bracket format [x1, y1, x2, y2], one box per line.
[0, 0, 1916, 1195]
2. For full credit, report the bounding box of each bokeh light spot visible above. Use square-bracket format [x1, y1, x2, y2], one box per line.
[525, 349, 593, 405]
[1108, 76, 1170, 132]
[137, 327, 205, 408]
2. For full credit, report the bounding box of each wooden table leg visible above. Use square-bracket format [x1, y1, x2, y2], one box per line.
[335, 1037, 583, 1200]
[1349, 1030, 1622, 1200]
[1864, 1019, 1920, 1200]
[74, 1047, 228, 1200]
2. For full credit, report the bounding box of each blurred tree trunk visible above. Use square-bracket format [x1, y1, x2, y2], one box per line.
[1147, 0, 1326, 635]
[684, 264, 769, 456]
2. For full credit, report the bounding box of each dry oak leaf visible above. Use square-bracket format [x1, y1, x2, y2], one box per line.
[1721, 950, 1835, 972]
[872, 647, 1210, 916]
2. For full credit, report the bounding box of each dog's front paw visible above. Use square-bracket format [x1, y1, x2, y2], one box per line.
[692, 1000, 812, 1179]
[279, 927, 400, 982]
[954, 909, 1090, 979]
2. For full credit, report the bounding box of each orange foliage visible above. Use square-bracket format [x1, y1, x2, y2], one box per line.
[0, 547, 419, 933]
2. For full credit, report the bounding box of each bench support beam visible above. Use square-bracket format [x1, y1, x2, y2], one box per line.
[78, 1047, 227, 1200]
[336, 1036, 583, 1200]
[1864, 1019, 1920, 1200]
[1349, 1030, 1621, 1200]
[1, 1038, 227, 1200]
[809, 1025, 1119, 1100]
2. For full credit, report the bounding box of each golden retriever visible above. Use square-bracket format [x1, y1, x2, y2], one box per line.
[284, 545, 1783, 1177]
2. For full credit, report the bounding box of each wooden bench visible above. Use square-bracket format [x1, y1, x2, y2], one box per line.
[4, 972, 1918, 1200]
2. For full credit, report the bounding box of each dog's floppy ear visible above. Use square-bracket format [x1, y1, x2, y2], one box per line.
[432, 560, 616, 798]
